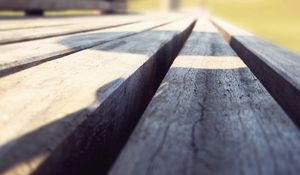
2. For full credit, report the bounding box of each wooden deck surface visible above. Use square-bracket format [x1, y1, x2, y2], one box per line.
[0, 11, 299, 175]
[110, 17, 300, 175]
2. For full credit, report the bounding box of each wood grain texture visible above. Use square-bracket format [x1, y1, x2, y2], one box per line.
[0, 16, 178, 77]
[211, 18, 300, 128]
[0, 18, 195, 175]
[0, 15, 140, 31]
[109, 19, 300, 175]
[0, 13, 177, 31]
[0, 16, 139, 45]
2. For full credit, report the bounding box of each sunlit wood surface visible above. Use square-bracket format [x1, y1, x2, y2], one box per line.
[0, 10, 299, 175]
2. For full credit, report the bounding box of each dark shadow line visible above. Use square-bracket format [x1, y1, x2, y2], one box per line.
[0, 19, 177, 78]
[211, 19, 300, 128]
[0, 78, 124, 174]
[33, 19, 196, 175]
[0, 20, 196, 175]
[230, 36, 300, 128]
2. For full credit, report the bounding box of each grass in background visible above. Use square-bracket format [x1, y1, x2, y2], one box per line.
[203, 0, 300, 54]
[0, 10, 23, 16]
[128, 0, 160, 11]
[128, 0, 200, 11]
[128, 0, 300, 54]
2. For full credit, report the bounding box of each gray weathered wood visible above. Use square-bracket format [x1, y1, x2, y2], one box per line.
[109, 19, 300, 175]
[0, 16, 178, 77]
[0, 15, 136, 31]
[0, 17, 195, 175]
[211, 18, 300, 128]
[0, 16, 140, 45]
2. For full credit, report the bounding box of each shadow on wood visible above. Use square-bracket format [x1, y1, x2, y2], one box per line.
[2, 25, 299, 175]
[0, 22, 195, 175]
[109, 65, 300, 175]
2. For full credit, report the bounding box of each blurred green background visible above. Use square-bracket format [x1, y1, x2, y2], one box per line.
[129, 0, 300, 54]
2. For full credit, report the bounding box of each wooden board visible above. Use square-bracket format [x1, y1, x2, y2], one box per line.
[109, 19, 300, 175]
[0, 13, 175, 31]
[0, 16, 140, 44]
[0, 18, 195, 175]
[211, 18, 300, 128]
[0, 15, 137, 31]
[0, 16, 178, 77]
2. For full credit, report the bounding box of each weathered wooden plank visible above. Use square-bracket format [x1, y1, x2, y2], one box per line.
[0, 15, 135, 31]
[0, 13, 173, 31]
[0, 18, 195, 175]
[0, 16, 178, 77]
[0, 13, 183, 43]
[0, 16, 141, 45]
[0, 21, 76, 31]
[0, 0, 127, 13]
[211, 18, 300, 128]
[109, 19, 300, 175]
